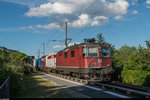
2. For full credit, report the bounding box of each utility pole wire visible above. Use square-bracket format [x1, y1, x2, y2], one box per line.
[67, 0, 117, 37]
[35, 0, 144, 57]
[48, 40, 65, 42]
[67, 1, 118, 39]
[71, 0, 146, 41]
[66, 0, 112, 24]
[74, 2, 146, 43]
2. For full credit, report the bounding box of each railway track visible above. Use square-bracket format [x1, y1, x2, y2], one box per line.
[109, 81, 150, 93]
[42, 71, 150, 98]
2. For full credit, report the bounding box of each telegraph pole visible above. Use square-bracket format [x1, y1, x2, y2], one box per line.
[43, 42, 45, 56]
[65, 22, 68, 48]
[48, 22, 71, 49]
[37, 49, 40, 58]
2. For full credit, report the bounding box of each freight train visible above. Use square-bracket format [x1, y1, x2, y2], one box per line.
[34, 42, 114, 81]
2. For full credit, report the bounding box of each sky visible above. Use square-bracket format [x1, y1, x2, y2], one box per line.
[0, 0, 150, 57]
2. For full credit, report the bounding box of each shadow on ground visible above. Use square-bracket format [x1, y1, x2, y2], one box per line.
[14, 74, 74, 98]
[13, 73, 120, 98]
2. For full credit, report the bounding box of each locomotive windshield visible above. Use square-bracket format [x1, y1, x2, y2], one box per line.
[101, 47, 110, 57]
[88, 47, 98, 57]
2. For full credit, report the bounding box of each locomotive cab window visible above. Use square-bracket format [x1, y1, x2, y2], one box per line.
[59, 54, 62, 59]
[101, 47, 110, 57]
[71, 51, 75, 57]
[88, 47, 98, 57]
[64, 52, 67, 58]
[83, 47, 87, 57]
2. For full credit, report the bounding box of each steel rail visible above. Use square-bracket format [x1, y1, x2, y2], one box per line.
[92, 82, 150, 98]
[48, 72, 88, 84]
[44, 72, 150, 98]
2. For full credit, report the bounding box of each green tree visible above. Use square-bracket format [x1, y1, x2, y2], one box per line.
[96, 33, 106, 45]
[112, 45, 137, 76]
[0, 57, 2, 66]
[1, 48, 6, 60]
[145, 40, 150, 49]
[0, 46, 34, 96]
[121, 40, 150, 86]
[113, 45, 137, 67]
[9, 52, 28, 65]
[124, 44, 150, 71]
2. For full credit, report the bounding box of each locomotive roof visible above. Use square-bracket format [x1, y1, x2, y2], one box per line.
[58, 43, 110, 53]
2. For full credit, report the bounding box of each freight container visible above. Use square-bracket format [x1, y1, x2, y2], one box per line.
[42, 56, 47, 67]
[36, 58, 42, 67]
[46, 52, 57, 68]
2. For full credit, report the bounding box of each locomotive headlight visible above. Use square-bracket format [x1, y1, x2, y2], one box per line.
[107, 64, 110, 67]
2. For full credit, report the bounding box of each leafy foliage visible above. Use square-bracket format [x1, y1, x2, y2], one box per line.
[96, 33, 106, 45]
[145, 40, 150, 49]
[0, 46, 33, 96]
[121, 70, 150, 86]
[111, 45, 137, 75]
[117, 40, 150, 85]
[0, 65, 26, 96]
[124, 47, 150, 71]
[95, 33, 150, 86]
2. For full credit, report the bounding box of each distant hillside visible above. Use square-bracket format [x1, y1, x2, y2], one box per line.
[0, 46, 20, 53]
[0, 46, 34, 66]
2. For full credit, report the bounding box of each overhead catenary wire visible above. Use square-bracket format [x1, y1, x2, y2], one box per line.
[44, 0, 114, 42]
[67, 0, 113, 36]
[78, 8, 146, 41]
[71, 0, 146, 41]
[36, 0, 146, 56]
[44, 22, 71, 55]
[44, 0, 145, 53]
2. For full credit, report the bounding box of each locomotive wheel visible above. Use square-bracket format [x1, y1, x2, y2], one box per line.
[80, 73, 87, 79]
[83, 74, 89, 79]
[106, 75, 111, 81]
[70, 72, 75, 77]
[74, 73, 80, 78]
[100, 70, 104, 81]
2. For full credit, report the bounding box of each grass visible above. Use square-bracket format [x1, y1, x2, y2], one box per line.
[15, 72, 73, 98]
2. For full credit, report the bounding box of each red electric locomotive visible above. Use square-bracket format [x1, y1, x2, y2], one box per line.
[56, 42, 114, 81]
[42, 56, 46, 67]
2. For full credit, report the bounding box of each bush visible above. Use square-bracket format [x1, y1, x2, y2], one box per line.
[121, 70, 150, 86]
[0, 46, 33, 96]
[111, 45, 137, 80]
[16, 65, 25, 74]
[0, 65, 26, 96]
[123, 47, 150, 71]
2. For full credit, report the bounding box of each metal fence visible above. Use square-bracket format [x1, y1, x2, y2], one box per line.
[0, 77, 10, 98]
